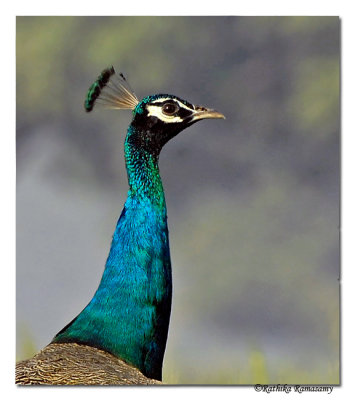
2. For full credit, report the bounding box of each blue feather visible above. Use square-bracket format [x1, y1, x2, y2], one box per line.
[52, 79, 224, 382]
[54, 126, 172, 380]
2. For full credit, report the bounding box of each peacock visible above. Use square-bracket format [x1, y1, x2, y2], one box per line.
[16, 67, 225, 385]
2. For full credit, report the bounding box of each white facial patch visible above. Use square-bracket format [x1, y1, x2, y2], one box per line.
[146, 105, 184, 123]
[150, 97, 194, 112]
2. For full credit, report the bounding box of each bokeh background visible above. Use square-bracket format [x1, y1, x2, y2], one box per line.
[16, 16, 340, 384]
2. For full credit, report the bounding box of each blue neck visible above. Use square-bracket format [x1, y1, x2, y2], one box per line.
[53, 126, 172, 381]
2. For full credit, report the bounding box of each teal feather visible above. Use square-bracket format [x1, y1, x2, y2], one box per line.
[17, 67, 225, 384]
[53, 124, 171, 380]
[84, 67, 115, 112]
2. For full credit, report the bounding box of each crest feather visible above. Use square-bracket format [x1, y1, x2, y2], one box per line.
[84, 67, 139, 112]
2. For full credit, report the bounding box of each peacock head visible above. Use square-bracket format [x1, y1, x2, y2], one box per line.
[84, 67, 225, 152]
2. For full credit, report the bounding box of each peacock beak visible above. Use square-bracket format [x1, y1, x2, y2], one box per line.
[191, 105, 226, 121]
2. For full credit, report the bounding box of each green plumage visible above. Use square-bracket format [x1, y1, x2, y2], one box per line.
[84, 67, 115, 112]
[16, 67, 224, 385]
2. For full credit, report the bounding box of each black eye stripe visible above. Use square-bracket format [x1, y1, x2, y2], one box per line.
[150, 99, 194, 110]
[178, 107, 194, 119]
[151, 101, 178, 107]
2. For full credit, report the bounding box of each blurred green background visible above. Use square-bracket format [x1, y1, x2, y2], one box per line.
[16, 16, 340, 384]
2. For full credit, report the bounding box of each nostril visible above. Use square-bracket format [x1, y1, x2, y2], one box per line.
[195, 105, 208, 111]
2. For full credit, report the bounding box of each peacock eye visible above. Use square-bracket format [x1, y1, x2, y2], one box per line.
[162, 102, 179, 116]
